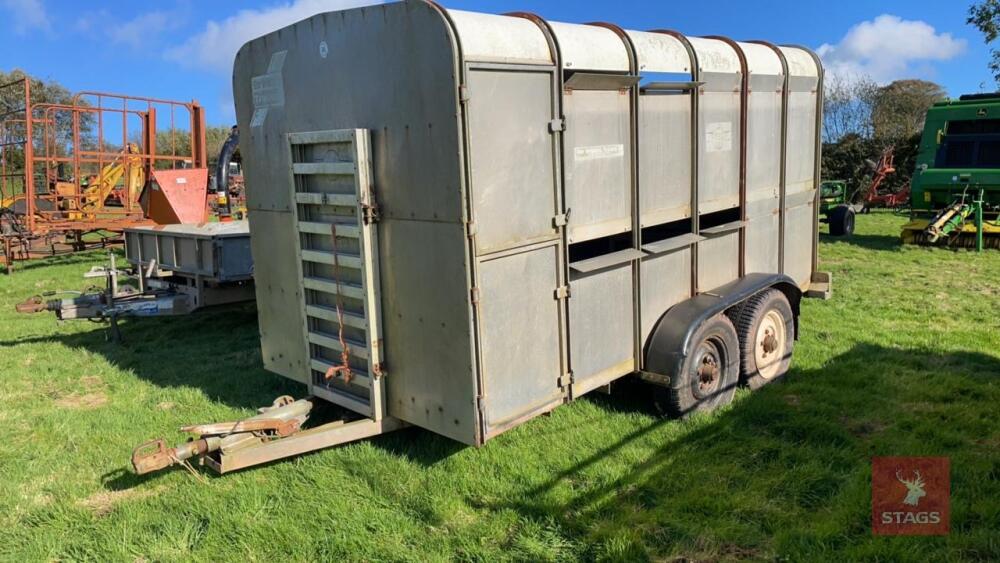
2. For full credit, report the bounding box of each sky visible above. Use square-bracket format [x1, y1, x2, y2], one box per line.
[0, 0, 995, 126]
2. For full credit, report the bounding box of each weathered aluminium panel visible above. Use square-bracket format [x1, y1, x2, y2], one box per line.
[639, 91, 692, 227]
[563, 89, 632, 243]
[478, 244, 565, 437]
[467, 68, 560, 254]
[640, 245, 693, 347]
[745, 202, 780, 274]
[784, 201, 815, 287]
[698, 72, 741, 214]
[745, 73, 783, 274]
[698, 231, 740, 291]
[784, 74, 819, 286]
[382, 219, 479, 444]
[248, 209, 310, 383]
[785, 79, 819, 196]
[569, 258, 636, 396]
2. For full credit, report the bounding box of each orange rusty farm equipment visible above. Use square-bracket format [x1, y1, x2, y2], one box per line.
[0, 77, 208, 272]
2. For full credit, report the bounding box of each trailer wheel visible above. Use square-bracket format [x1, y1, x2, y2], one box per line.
[660, 313, 739, 418]
[731, 289, 794, 390]
[828, 204, 855, 236]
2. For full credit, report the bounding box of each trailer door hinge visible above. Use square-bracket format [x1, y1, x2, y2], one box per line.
[552, 213, 568, 228]
[548, 118, 566, 133]
[554, 285, 570, 300]
[558, 371, 574, 388]
[465, 221, 477, 238]
[459, 85, 471, 103]
[476, 394, 487, 413]
[361, 202, 380, 225]
[470, 287, 481, 305]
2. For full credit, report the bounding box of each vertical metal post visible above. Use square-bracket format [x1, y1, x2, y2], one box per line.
[974, 189, 984, 253]
[24, 79, 35, 233]
[192, 102, 208, 169]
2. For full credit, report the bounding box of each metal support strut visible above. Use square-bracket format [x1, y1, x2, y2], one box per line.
[131, 396, 404, 475]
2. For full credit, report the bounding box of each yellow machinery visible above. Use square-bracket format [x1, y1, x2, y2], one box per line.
[75, 143, 145, 217]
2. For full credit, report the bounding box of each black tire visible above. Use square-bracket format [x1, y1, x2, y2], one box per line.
[659, 313, 740, 418]
[828, 204, 855, 236]
[729, 289, 794, 390]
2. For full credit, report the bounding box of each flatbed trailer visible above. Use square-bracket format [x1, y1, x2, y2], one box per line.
[17, 222, 253, 336]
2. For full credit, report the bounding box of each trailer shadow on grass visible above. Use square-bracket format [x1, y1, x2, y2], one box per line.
[820, 231, 903, 252]
[0, 302, 300, 411]
[483, 344, 999, 560]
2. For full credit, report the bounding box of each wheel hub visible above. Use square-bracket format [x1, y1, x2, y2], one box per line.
[755, 310, 786, 380]
[698, 355, 719, 390]
[692, 339, 724, 397]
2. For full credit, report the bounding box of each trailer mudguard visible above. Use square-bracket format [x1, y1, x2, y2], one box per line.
[644, 273, 802, 381]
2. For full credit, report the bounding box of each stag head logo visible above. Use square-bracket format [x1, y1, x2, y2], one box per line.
[873, 457, 949, 535]
[896, 469, 926, 506]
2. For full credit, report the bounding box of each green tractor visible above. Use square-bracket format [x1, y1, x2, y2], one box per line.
[819, 180, 862, 237]
[902, 93, 1000, 250]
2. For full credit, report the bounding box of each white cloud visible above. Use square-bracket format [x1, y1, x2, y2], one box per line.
[110, 11, 177, 49]
[818, 15, 967, 84]
[75, 9, 183, 49]
[1, 0, 51, 35]
[166, 0, 385, 73]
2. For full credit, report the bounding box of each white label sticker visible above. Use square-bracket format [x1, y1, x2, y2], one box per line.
[705, 122, 733, 153]
[574, 144, 625, 162]
[267, 50, 288, 74]
[252, 73, 285, 109]
[250, 107, 268, 128]
[175, 177, 187, 184]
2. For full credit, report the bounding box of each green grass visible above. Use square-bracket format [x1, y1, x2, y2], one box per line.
[1, 213, 998, 561]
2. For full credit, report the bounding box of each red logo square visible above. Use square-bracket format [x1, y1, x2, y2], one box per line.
[872, 457, 950, 535]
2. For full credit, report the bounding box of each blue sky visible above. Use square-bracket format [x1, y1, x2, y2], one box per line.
[0, 0, 994, 125]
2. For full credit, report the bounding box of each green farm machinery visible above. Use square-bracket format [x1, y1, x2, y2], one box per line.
[819, 180, 860, 237]
[902, 93, 1000, 250]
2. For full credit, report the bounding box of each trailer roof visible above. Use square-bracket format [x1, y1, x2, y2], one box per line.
[779, 46, 820, 77]
[444, 8, 818, 78]
[627, 31, 691, 75]
[548, 21, 631, 72]
[448, 10, 553, 65]
[740, 42, 784, 76]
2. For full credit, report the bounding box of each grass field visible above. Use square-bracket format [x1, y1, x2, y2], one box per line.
[1, 213, 998, 561]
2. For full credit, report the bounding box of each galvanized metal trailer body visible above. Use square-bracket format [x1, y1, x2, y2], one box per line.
[18, 223, 255, 334]
[230, 1, 826, 457]
[124, 222, 254, 283]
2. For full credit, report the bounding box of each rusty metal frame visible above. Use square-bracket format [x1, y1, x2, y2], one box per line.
[1, 83, 207, 270]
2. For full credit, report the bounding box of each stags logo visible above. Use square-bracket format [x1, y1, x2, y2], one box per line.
[872, 457, 950, 535]
[897, 469, 926, 506]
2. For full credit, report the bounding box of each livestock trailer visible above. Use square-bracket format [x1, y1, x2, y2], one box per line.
[133, 1, 829, 474]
